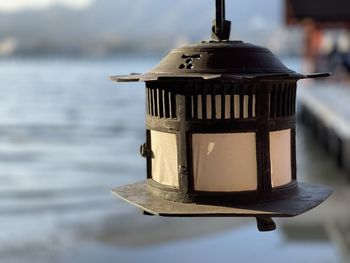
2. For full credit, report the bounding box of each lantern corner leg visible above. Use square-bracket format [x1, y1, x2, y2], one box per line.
[143, 210, 155, 216]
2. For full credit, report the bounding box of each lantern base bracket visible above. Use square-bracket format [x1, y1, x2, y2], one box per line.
[256, 217, 276, 232]
[111, 180, 332, 218]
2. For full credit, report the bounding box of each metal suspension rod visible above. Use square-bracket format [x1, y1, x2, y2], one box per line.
[216, 0, 225, 37]
[212, 0, 231, 41]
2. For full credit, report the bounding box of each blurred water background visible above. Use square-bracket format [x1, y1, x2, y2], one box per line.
[0, 56, 342, 263]
[0, 0, 349, 262]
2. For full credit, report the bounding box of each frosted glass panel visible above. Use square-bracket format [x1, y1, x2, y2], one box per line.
[243, 95, 249, 118]
[270, 129, 292, 187]
[192, 133, 257, 192]
[151, 131, 179, 187]
[234, 95, 240, 119]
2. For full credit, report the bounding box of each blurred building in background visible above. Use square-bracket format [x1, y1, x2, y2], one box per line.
[286, 0, 350, 79]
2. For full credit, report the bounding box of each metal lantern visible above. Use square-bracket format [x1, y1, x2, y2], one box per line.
[111, 0, 332, 231]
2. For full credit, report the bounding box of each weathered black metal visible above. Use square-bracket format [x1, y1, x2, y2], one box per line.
[111, 181, 332, 217]
[142, 81, 299, 204]
[256, 217, 277, 232]
[111, 0, 332, 232]
[111, 42, 330, 82]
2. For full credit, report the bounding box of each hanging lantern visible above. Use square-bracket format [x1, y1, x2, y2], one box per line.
[111, 0, 332, 232]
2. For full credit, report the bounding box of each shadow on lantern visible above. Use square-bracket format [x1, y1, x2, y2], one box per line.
[110, 0, 332, 232]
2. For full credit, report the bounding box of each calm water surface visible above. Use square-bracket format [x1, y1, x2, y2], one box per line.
[0, 57, 341, 263]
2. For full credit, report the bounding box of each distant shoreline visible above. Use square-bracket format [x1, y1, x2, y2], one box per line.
[0, 52, 165, 61]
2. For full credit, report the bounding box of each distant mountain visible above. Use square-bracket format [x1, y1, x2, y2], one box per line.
[0, 0, 283, 56]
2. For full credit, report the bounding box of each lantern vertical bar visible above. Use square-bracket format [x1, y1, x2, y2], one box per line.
[259, 83, 272, 193]
[164, 88, 170, 118]
[149, 88, 153, 116]
[287, 83, 292, 116]
[177, 83, 191, 197]
[278, 84, 283, 117]
[221, 84, 227, 120]
[146, 129, 152, 179]
[239, 84, 245, 119]
[151, 87, 155, 117]
[292, 83, 297, 115]
[170, 88, 177, 119]
[291, 125, 297, 181]
[248, 85, 253, 118]
[290, 84, 294, 115]
[202, 84, 208, 120]
[272, 84, 277, 118]
[193, 86, 199, 120]
[230, 83, 235, 119]
[255, 86, 264, 192]
[284, 85, 289, 116]
[211, 85, 216, 120]
[146, 88, 149, 115]
[158, 88, 164, 118]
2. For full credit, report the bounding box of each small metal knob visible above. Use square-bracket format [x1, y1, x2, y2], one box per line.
[140, 143, 147, 158]
[140, 143, 152, 158]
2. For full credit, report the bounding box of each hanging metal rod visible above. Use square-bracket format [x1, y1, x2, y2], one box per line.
[212, 0, 231, 41]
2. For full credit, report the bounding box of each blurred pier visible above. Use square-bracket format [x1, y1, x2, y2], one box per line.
[299, 84, 350, 177]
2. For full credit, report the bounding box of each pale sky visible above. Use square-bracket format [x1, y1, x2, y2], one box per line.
[0, 0, 93, 12]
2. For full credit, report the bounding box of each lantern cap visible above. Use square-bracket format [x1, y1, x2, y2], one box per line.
[111, 41, 330, 82]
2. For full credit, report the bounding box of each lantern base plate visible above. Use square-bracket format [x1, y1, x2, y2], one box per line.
[111, 181, 332, 217]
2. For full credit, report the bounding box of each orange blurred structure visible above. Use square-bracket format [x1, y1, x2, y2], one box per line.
[286, 0, 350, 73]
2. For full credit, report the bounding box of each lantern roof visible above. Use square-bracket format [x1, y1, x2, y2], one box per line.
[111, 0, 330, 83]
[111, 40, 330, 82]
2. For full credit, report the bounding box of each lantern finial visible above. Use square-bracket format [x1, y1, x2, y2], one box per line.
[212, 0, 231, 41]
